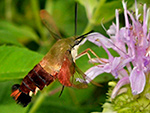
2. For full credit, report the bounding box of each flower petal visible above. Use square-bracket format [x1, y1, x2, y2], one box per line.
[111, 76, 130, 99]
[111, 57, 121, 70]
[107, 23, 116, 36]
[103, 63, 111, 73]
[129, 67, 146, 95]
[117, 57, 133, 70]
[122, 0, 129, 28]
[85, 65, 104, 83]
[86, 32, 114, 48]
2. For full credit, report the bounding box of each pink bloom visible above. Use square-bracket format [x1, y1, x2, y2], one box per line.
[82, 0, 150, 98]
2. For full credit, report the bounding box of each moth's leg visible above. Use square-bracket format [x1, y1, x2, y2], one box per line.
[75, 59, 102, 87]
[76, 48, 106, 63]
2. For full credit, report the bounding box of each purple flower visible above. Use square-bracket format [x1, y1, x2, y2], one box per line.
[81, 0, 150, 98]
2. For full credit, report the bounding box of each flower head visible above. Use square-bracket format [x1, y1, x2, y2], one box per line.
[82, 0, 150, 98]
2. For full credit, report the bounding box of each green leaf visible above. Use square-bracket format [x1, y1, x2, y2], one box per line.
[82, 0, 134, 33]
[92, 0, 133, 24]
[0, 81, 29, 113]
[77, 0, 99, 20]
[46, 0, 88, 36]
[34, 85, 102, 113]
[0, 30, 22, 46]
[0, 46, 43, 80]
[0, 20, 39, 43]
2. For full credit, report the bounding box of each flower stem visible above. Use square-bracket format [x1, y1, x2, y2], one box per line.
[83, 22, 94, 34]
[83, 0, 106, 33]
[28, 83, 54, 113]
[28, 91, 47, 113]
[30, 0, 46, 41]
[5, 0, 12, 21]
[92, 0, 106, 21]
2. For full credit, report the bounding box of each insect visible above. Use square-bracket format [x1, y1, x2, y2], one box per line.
[10, 6, 92, 107]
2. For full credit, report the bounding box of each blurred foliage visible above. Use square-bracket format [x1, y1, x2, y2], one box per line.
[0, 0, 149, 113]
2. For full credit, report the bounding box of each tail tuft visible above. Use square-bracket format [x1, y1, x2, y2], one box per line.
[11, 84, 32, 107]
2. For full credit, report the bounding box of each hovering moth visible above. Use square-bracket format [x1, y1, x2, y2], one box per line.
[10, 9, 92, 107]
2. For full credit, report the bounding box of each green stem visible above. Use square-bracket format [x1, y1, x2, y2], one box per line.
[92, 0, 106, 21]
[5, 0, 12, 21]
[29, 91, 47, 113]
[83, 22, 94, 34]
[28, 83, 54, 113]
[83, 0, 106, 33]
[30, 0, 46, 41]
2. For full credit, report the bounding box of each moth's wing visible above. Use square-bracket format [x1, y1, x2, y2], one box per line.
[57, 55, 73, 87]
[57, 50, 91, 88]
[57, 58, 88, 88]
[56, 52, 87, 88]
[74, 64, 102, 88]
[40, 10, 61, 40]
[68, 64, 88, 89]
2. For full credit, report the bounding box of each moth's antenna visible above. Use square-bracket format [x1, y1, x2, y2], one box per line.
[75, 2, 78, 36]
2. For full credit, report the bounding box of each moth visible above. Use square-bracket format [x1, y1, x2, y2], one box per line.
[10, 9, 92, 107]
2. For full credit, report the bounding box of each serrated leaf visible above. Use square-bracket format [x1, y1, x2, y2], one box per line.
[0, 20, 39, 43]
[0, 46, 43, 80]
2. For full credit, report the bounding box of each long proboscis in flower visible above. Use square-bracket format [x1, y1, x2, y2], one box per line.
[73, 30, 94, 47]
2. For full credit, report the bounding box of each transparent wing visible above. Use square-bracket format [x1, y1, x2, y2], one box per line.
[40, 10, 61, 40]
[71, 64, 89, 89]
[75, 64, 102, 88]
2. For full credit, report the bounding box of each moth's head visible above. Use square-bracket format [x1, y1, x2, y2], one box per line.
[71, 30, 93, 62]
[73, 30, 93, 47]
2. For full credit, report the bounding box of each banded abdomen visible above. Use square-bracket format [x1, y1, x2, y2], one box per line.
[10, 37, 85, 107]
[11, 64, 56, 107]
